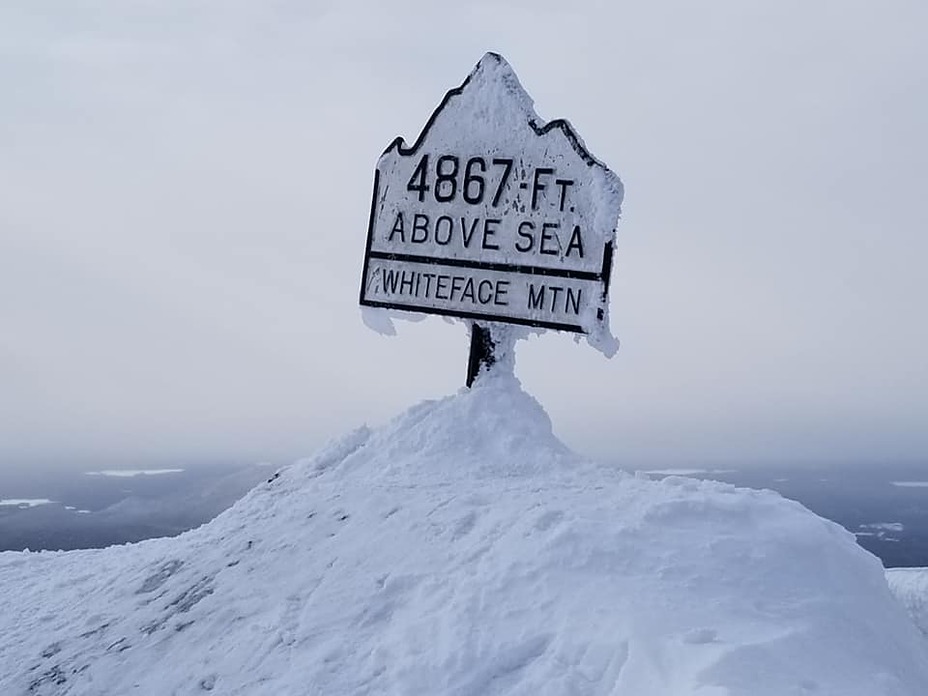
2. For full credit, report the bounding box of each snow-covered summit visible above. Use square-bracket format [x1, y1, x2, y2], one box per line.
[2, 376, 927, 695]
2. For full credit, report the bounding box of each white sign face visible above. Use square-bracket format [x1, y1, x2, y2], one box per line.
[360, 53, 623, 345]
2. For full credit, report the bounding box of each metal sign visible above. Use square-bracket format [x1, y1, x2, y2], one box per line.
[360, 52, 623, 341]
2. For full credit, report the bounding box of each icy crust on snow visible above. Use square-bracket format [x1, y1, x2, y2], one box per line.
[2, 378, 928, 695]
[888, 568, 928, 638]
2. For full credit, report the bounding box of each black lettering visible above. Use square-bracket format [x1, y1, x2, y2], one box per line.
[494, 280, 509, 306]
[388, 212, 405, 242]
[435, 274, 450, 300]
[383, 268, 400, 294]
[515, 221, 535, 253]
[414, 272, 422, 296]
[540, 222, 560, 256]
[450, 275, 464, 301]
[531, 167, 554, 210]
[565, 225, 584, 258]
[549, 285, 564, 310]
[435, 156, 459, 202]
[482, 218, 501, 250]
[555, 179, 575, 212]
[461, 217, 480, 248]
[462, 157, 486, 204]
[491, 158, 513, 206]
[566, 287, 582, 315]
[434, 216, 453, 245]
[406, 156, 430, 201]
[422, 272, 436, 297]
[400, 270, 414, 295]
[528, 283, 545, 310]
[477, 280, 494, 304]
[412, 214, 429, 243]
[461, 277, 476, 303]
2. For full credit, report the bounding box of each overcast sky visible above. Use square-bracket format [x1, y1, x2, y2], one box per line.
[2, 1, 926, 470]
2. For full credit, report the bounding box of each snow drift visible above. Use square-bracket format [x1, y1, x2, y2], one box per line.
[2, 376, 927, 695]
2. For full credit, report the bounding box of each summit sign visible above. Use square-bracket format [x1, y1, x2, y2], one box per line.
[360, 53, 623, 339]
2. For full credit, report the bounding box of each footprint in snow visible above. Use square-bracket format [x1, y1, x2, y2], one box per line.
[682, 628, 718, 644]
[533, 510, 564, 532]
[451, 511, 478, 541]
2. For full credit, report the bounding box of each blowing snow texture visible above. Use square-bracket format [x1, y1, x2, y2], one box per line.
[2, 377, 927, 695]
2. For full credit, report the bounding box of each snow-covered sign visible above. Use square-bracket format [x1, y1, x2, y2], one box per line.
[360, 53, 623, 350]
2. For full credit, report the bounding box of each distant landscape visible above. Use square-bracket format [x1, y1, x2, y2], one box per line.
[1, 460, 926, 568]
[0, 462, 274, 552]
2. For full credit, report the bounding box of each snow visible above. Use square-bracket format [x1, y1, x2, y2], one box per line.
[0, 498, 55, 508]
[2, 376, 928, 695]
[84, 468, 185, 477]
[888, 568, 928, 638]
[360, 305, 427, 338]
[861, 523, 905, 532]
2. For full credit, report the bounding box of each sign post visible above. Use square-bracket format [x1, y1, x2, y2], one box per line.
[360, 53, 623, 385]
[466, 324, 495, 388]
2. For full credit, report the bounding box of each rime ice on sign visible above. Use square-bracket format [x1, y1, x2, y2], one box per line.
[360, 52, 623, 355]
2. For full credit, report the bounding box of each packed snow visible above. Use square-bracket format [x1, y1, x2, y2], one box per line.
[2, 375, 927, 695]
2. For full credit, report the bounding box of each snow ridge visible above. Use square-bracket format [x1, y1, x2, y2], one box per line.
[2, 376, 927, 695]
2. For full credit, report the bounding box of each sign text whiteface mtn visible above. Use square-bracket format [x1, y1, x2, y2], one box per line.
[360, 53, 623, 344]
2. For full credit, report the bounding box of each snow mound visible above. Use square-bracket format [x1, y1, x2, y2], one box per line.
[2, 376, 927, 695]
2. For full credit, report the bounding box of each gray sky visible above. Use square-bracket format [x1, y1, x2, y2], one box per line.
[2, 0, 926, 469]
